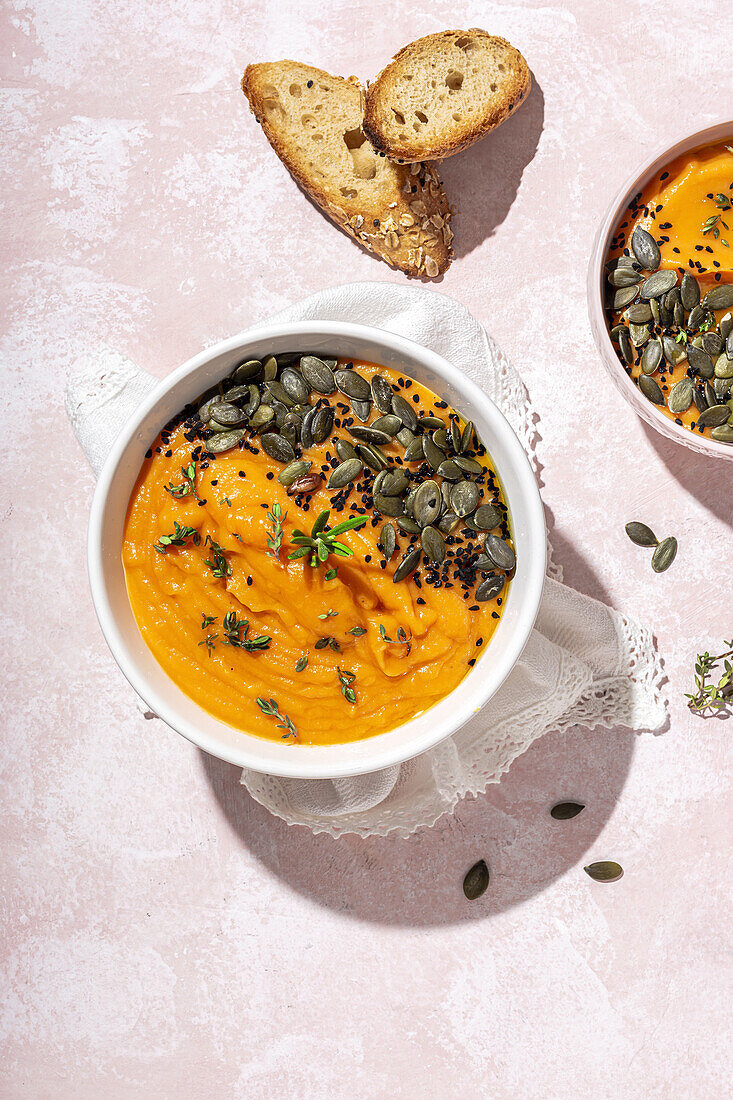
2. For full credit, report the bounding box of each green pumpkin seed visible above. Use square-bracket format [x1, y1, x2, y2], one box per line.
[223, 384, 250, 403]
[396, 516, 420, 535]
[207, 418, 235, 434]
[668, 378, 694, 414]
[629, 322, 650, 347]
[651, 536, 677, 573]
[391, 393, 418, 430]
[210, 401, 247, 427]
[260, 433, 295, 463]
[483, 534, 516, 571]
[199, 395, 224, 420]
[370, 374, 394, 413]
[351, 399, 372, 422]
[393, 547, 421, 583]
[714, 353, 733, 380]
[584, 861, 623, 882]
[279, 368, 310, 404]
[640, 270, 676, 299]
[473, 503, 501, 530]
[650, 297, 661, 324]
[380, 469, 409, 496]
[460, 421, 475, 452]
[638, 374, 665, 405]
[631, 226, 661, 270]
[438, 511, 459, 534]
[550, 801, 585, 820]
[624, 521, 658, 547]
[450, 480, 480, 517]
[455, 456, 483, 475]
[449, 418, 462, 452]
[300, 355, 335, 394]
[422, 435, 445, 470]
[232, 359, 262, 383]
[703, 285, 733, 311]
[476, 573, 505, 601]
[687, 345, 714, 378]
[335, 438, 358, 462]
[421, 525, 446, 564]
[413, 480, 442, 527]
[720, 312, 733, 341]
[693, 387, 709, 413]
[624, 302, 652, 324]
[374, 491, 404, 517]
[263, 356, 278, 381]
[311, 406, 334, 444]
[702, 331, 724, 358]
[396, 427, 415, 448]
[278, 459, 312, 485]
[673, 300, 685, 327]
[463, 859, 489, 900]
[335, 368, 371, 401]
[349, 425, 393, 446]
[696, 404, 732, 427]
[371, 414, 402, 436]
[431, 428, 450, 451]
[250, 404, 274, 429]
[618, 328, 634, 365]
[266, 380, 294, 408]
[378, 523, 397, 559]
[662, 335, 686, 366]
[687, 304, 706, 331]
[403, 437, 425, 462]
[705, 382, 718, 407]
[419, 415, 446, 430]
[640, 339, 662, 375]
[328, 458, 362, 488]
[613, 285, 639, 310]
[608, 267, 642, 288]
[357, 443, 389, 471]
[207, 428, 245, 453]
[711, 424, 733, 442]
[680, 273, 700, 311]
[437, 459, 462, 481]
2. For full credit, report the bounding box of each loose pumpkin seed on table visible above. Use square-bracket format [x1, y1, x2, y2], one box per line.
[604, 138, 733, 444]
[122, 351, 517, 746]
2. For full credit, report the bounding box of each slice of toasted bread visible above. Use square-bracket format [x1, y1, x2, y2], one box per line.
[241, 61, 453, 278]
[363, 30, 530, 162]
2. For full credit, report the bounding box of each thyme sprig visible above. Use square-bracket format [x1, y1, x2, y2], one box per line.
[379, 623, 412, 656]
[153, 521, 200, 554]
[199, 632, 217, 657]
[337, 667, 357, 705]
[165, 458, 200, 501]
[256, 697, 298, 740]
[685, 641, 733, 714]
[203, 535, 231, 579]
[265, 502, 287, 561]
[288, 509, 366, 569]
[221, 611, 270, 651]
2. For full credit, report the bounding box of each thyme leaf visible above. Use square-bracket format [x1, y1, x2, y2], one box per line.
[256, 697, 298, 740]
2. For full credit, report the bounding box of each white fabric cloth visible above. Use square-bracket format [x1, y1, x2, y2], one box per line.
[66, 283, 666, 838]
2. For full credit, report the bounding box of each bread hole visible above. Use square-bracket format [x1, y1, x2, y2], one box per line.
[264, 97, 285, 121]
[498, 64, 505, 72]
[490, 83, 497, 92]
[415, 110, 428, 123]
[413, 122, 420, 132]
[455, 36, 476, 55]
[452, 112, 462, 122]
[311, 133, 323, 141]
[340, 186, 358, 199]
[289, 83, 301, 97]
[391, 108, 406, 125]
[301, 113, 318, 129]
[314, 104, 322, 111]
[445, 69, 463, 91]
[343, 127, 378, 179]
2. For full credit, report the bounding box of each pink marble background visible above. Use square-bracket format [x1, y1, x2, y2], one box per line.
[2, 0, 732, 1095]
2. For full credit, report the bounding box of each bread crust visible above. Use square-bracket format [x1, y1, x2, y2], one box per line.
[241, 62, 453, 277]
[362, 29, 531, 163]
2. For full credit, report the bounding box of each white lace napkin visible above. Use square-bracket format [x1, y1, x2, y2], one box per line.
[66, 283, 665, 838]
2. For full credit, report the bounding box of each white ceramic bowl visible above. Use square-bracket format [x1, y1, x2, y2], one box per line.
[587, 118, 733, 461]
[88, 321, 545, 778]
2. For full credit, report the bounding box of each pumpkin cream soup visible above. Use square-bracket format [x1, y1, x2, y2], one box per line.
[605, 139, 733, 444]
[122, 355, 515, 745]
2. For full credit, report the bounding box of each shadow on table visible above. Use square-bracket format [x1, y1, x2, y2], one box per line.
[201, 532, 642, 927]
[439, 72, 544, 259]
[641, 422, 733, 530]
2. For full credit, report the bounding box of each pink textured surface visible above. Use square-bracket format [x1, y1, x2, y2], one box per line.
[1, 1, 731, 1096]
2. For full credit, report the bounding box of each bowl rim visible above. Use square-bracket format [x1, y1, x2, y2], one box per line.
[587, 116, 733, 461]
[87, 319, 546, 778]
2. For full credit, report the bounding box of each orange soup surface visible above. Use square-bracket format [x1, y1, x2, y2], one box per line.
[606, 140, 733, 444]
[122, 358, 514, 746]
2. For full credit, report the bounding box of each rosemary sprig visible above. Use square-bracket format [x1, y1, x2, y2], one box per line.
[221, 611, 270, 651]
[379, 623, 412, 656]
[685, 641, 733, 714]
[153, 521, 200, 554]
[165, 458, 200, 500]
[203, 535, 231, 578]
[337, 667, 357, 705]
[288, 509, 366, 569]
[256, 697, 298, 740]
[266, 502, 287, 560]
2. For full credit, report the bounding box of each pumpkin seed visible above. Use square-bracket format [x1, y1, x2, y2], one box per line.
[422, 435, 445, 470]
[473, 503, 501, 530]
[335, 438, 358, 462]
[715, 353, 733, 380]
[278, 459, 312, 485]
[613, 285, 639, 310]
[420, 415, 446, 430]
[473, 554, 494, 570]
[693, 387, 709, 413]
[711, 424, 733, 442]
[483, 534, 516, 571]
[651, 536, 677, 573]
[210, 401, 247, 427]
[450, 418, 462, 452]
[328, 458, 362, 488]
[393, 547, 421, 583]
[437, 459, 462, 481]
[396, 516, 420, 535]
[335, 368, 371, 401]
[687, 345, 714, 378]
[357, 443, 389, 471]
[349, 425, 393, 446]
[662, 335, 686, 366]
[421, 525, 446, 563]
[350, 399, 372, 422]
[232, 359, 262, 383]
[720, 312, 733, 341]
[673, 300, 685, 327]
[705, 382, 718, 407]
[668, 378, 694, 414]
[380, 469, 409, 496]
[451, 480, 480, 517]
[371, 374, 394, 413]
[242, 385, 261, 416]
[260, 432, 295, 463]
[223, 384, 250, 403]
[631, 226, 661, 270]
[458, 421, 474, 452]
[455, 455, 483, 475]
[396, 427, 415, 447]
[619, 328, 634, 364]
[280, 416, 301, 449]
[608, 267, 642, 288]
[463, 859, 489, 900]
[650, 298, 661, 324]
[263, 356, 278, 381]
[640, 270, 677, 299]
[250, 404, 274, 429]
[413, 480, 442, 527]
[696, 404, 732, 427]
[206, 428, 245, 453]
[680, 273, 700, 311]
[476, 573, 505, 601]
[640, 339, 662, 375]
[300, 355, 335, 394]
[624, 302, 652, 324]
[279, 367, 309, 404]
[266, 380, 294, 408]
[687, 304, 706, 331]
[625, 521, 658, 547]
[391, 393, 418, 430]
[629, 322, 650, 347]
[703, 285, 733, 311]
[550, 801, 585, 820]
[404, 436, 425, 462]
[438, 511, 460, 534]
[371, 414, 402, 436]
[378, 523, 397, 559]
[702, 331, 724, 357]
[584, 861, 623, 883]
[374, 491, 404, 517]
[639, 374, 665, 405]
[311, 406, 334, 443]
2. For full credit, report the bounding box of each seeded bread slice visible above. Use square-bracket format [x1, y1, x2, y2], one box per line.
[241, 61, 453, 277]
[363, 30, 530, 162]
